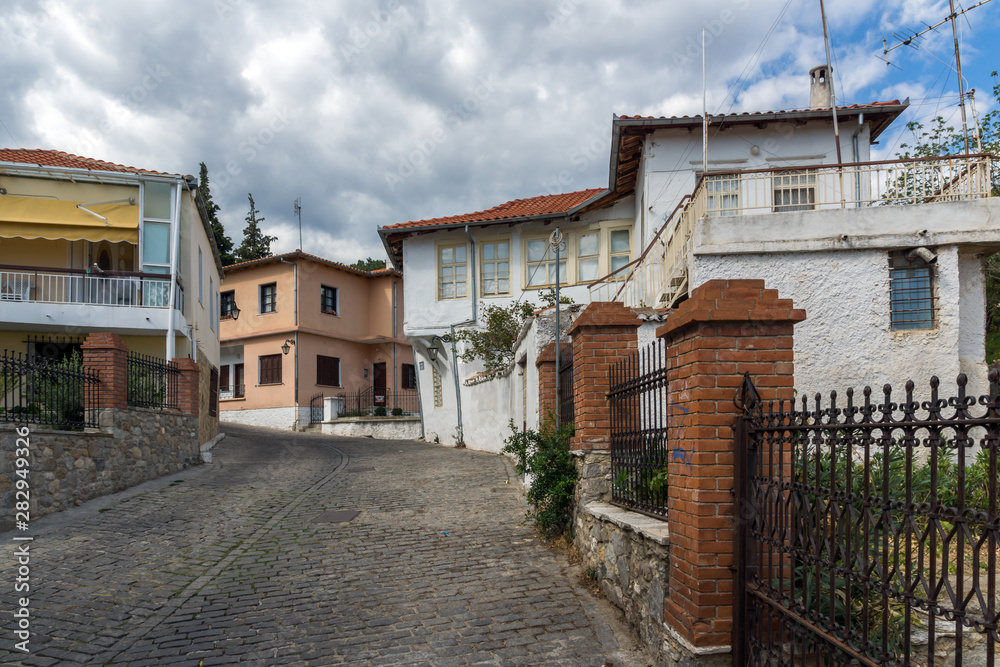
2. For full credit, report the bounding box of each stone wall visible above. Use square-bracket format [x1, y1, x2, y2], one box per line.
[197, 352, 220, 445]
[0, 408, 201, 528]
[574, 501, 671, 665]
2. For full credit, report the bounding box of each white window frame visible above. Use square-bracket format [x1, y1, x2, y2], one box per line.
[772, 169, 817, 212]
[479, 237, 511, 298]
[522, 223, 634, 289]
[437, 242, 468, 300]
[705, 173, 741, 217]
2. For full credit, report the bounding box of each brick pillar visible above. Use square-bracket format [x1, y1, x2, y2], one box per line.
[172, 358, 200, 417]
[535, 342, 574, 420]
[655, 279, 805, 648]
[81, 333, 129, 411]
[567, 302, 640, 451]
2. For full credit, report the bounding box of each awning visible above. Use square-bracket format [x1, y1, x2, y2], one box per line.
[0, 196, 140, 243]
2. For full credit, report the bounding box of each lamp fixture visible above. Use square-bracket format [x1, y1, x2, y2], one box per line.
[426, 335, 445, 362]
[230, 302, 241, 320]
[281, 338, 295, 355]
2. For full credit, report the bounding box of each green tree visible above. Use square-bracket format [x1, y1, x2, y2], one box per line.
[350, 257, 386, 271]
[234, 193, 277, 262]
[895, 71, 1000, 360]
[199, 163, 235, 266]
[455, 301, 537, 373]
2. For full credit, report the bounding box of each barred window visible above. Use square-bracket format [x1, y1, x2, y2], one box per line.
[259, 354, 282, 385]
[889, 250, 935, 330]
[706, 174, 740, 216]
[773, 170, 816, 212]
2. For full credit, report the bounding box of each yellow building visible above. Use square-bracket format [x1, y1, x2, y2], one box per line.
[0, 149, 223, 442]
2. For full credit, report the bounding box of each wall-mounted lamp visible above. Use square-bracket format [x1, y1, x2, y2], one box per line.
[230, 302, 241, 320]
[281, 338, 295, 355]
[426, 337, 441, 361]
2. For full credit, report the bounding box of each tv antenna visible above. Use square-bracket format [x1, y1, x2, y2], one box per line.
[293, 197, 302, 251]
[882, 0, 994, 154]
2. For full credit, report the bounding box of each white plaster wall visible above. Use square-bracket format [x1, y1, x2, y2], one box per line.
[691, 245, 976, 403]
[321, 418, 421, 440]
[402, 198, 635, 336]
[220, 407, 299, 430]
[637, 321, 661, 351]
[958, 250, 989, 398]
[461, 374, 516, 453]
[642, 119, 870, 245]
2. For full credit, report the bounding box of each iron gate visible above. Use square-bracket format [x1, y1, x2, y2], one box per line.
[734, 372, 1000, 667]
[309, 393, 324, 424]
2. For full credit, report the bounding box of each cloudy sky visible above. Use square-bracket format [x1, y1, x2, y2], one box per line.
[2, 0, 997, 264]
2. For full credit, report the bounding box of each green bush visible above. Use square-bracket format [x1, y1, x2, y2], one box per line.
[373, 406, 387, 417]
[502, 418, 577, 538]
[391, 407, 404, 416]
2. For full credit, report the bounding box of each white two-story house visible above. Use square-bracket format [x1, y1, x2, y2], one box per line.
[381, 68, 1000, 445]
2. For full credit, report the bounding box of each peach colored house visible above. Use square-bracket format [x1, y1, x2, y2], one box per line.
[218, 251, 414, 429]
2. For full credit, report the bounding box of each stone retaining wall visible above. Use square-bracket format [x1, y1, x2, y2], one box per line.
[321, 416, 422, 440]
[574, 500, 673, 666]
[0, 407, 201, 529]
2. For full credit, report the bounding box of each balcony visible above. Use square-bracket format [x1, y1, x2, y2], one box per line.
[0, 265, 185, 334]
[220, 385, 245, 400]
[589, 154, 995, 308]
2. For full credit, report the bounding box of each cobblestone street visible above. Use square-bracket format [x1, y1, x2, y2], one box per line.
[1, 424, 648, 666]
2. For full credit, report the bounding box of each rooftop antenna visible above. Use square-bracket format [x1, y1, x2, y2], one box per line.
[818, 0, 845, 207]
[882, 0, 995, 154]
[293, 197, 302, 251]
[702, 28, 709, 177]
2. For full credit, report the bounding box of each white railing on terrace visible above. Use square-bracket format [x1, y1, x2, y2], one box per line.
[589, 153, 995, 309]
[0, 266, 177, 309]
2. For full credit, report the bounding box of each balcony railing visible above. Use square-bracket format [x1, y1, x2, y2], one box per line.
[589, 153, 995, 309]
[219, 385, 245, 400]
[0, 266, 177, 309]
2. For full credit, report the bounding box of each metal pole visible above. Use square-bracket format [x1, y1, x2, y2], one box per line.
[702, 29, 709, 176]
[819, 0, 845, 207]
[554, 228, 561, 429]
[949, 0, 971, 154]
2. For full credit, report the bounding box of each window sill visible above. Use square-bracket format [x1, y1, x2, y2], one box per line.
[220, 397, 246, 403]
[316, 384, 341, 388]
[321, 311, 339, 317]
[257, 383, 284, 387]
[258, 310, 278, 315]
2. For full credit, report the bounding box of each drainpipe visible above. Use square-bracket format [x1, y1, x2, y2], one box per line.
[280, 255, 299, 427]
[447, 228, 478, 445]
[393, 279, 400, 404]
[165, 182, 182, 360]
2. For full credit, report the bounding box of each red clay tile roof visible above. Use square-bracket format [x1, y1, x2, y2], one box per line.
[382, 188, 605, 231]
[0, 148, 171, 175]
[617, 100, 903, 122]
[223, 250, 400, 278]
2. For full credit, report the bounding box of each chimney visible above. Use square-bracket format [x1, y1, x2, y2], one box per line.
[809, 65, 832, 109]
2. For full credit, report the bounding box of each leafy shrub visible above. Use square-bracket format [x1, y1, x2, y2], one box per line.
[373, 406, 387, 417]
[502, 418, 577, 538]
[391, 407, 404, 416]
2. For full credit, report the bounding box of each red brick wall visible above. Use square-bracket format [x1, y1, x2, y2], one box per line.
[82, 333, 129, 411]
[655, 279, 804, 648]
[172, 358, 201, 417]
[567, 302, 640, 451]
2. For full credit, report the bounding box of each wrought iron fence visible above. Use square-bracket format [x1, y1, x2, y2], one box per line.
[0, 349, 100, 429]
[607, 338, 671, 519]
[126, 352, 179, 410]
[735, 372, 1000, 667]
[336, 387, 420, 416]
[558, 359, 574, 425]
[309, 393, 324, 424]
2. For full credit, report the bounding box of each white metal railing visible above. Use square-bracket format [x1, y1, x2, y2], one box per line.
[589, 154, 995, 309]
[0, 269, 174, 308]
